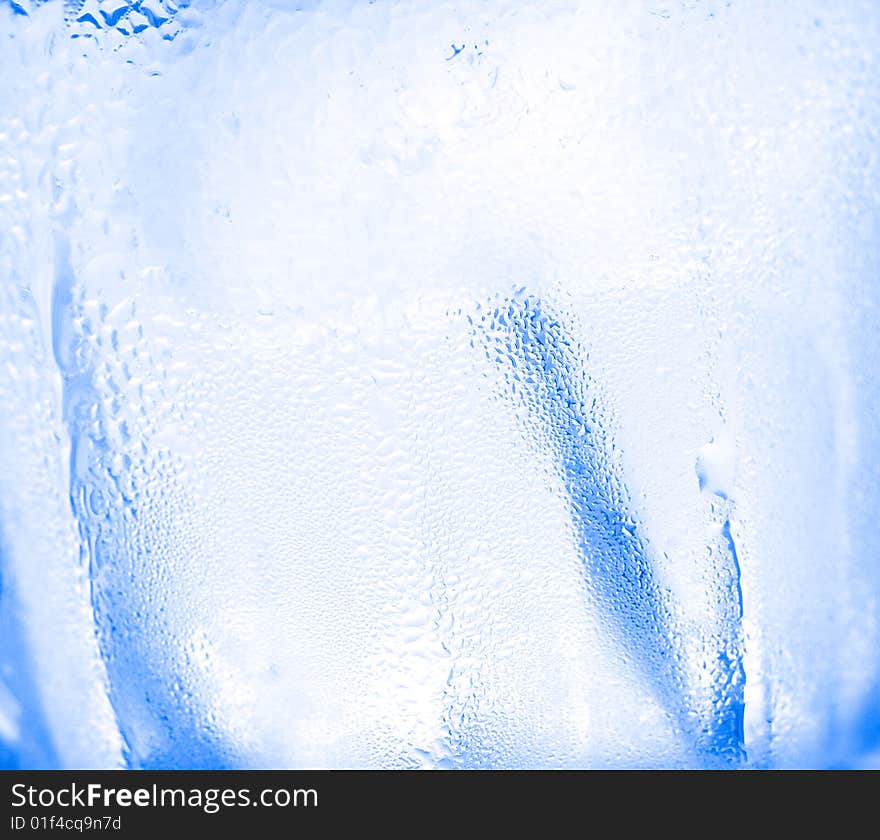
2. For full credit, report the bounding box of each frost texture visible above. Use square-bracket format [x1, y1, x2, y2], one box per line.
[1, 0, 879, 768]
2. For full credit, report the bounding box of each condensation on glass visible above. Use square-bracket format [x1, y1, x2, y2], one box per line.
[1, 0, 879, 769]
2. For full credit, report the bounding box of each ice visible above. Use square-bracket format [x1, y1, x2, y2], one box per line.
[1, 0, 879, 768]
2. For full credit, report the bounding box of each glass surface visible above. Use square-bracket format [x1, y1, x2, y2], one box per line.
[1, 0, 879, 769]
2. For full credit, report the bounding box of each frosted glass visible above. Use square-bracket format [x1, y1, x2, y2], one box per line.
[1, 0, 878, 769]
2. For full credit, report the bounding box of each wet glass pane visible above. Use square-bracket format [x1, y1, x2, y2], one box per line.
[1, 0, 879, 768]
